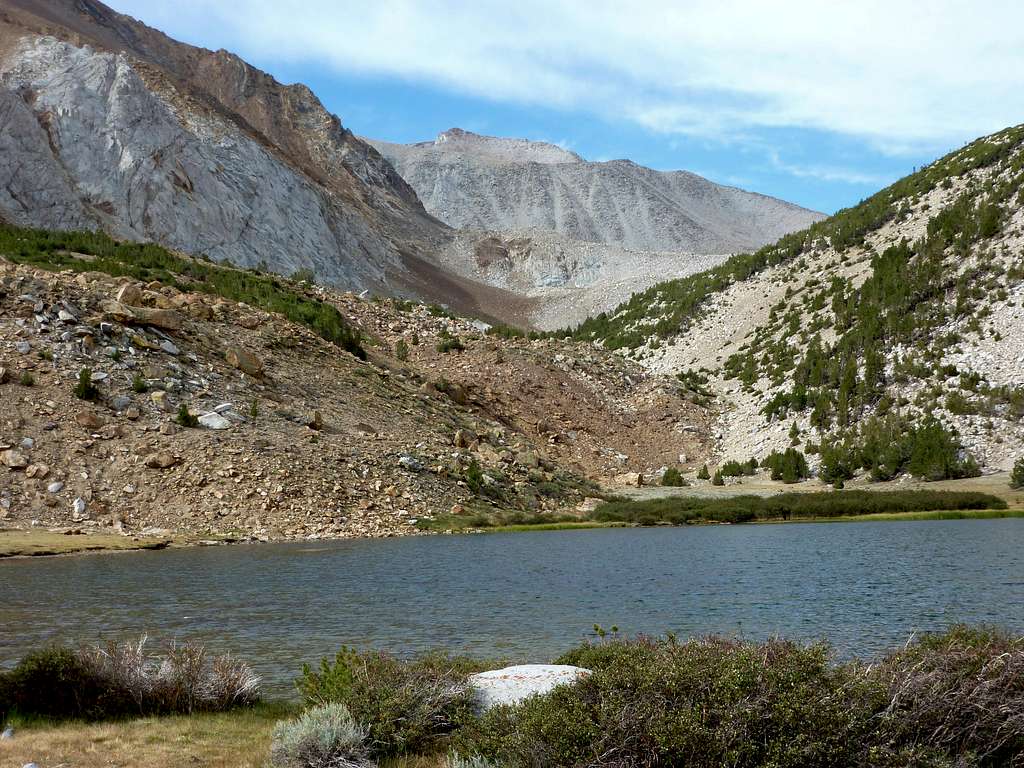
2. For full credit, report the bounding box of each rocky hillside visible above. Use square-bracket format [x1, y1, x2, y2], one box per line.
[571, 125, 1024, 479]
[371, 128, 824, 254]
[0, 224, 711, 542]
[0, 0, 546, 322]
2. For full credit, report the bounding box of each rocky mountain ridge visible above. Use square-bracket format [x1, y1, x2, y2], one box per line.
[371, 128, 825, 254]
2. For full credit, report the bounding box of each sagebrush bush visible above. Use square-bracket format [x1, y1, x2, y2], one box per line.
[660, 467, 686, 487]
[270, 703, 373, 768]
[0, 637, 259, 721]
[298, 648, 484, 757]
[874, 625, 1024, 765]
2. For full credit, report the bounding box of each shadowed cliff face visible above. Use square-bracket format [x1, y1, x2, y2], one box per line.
[0, 0, 459, 295]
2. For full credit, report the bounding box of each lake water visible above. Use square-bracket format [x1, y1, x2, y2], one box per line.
[2, 520, 1023, 694]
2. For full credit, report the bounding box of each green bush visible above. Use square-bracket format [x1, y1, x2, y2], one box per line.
[696, 464, 710, 480]
[1010, 457, 1024, 489]
[661, 467, 686, 487]
[74, 367, 99, 401]
[176, 403, 199, 428]
[395, 339, 409, 361]
[590, 489, 1005, 526]
[270, 702, 372, 768]
[297, 648, 484, 758]
[452, 627, 1024, 768]
[711, 470, 725, 486]
[131, 373, 148, 393]
[461, 636, 883, 768]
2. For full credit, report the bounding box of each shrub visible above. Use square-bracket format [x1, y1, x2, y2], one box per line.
[696, 463, 710, 480]
[874, 625, 1024, 764]
[270, 703, 372, 768]
[18, 372, 34, 387]
[1011, 457, 1024, 489]
[74, 367, 99, 401]
[0, 637, 259, 721]
[297, 648, 482, 757]
[131, 373, 148, 393]
[462, 636, 884, 768]
[395, 339, 409, 361]
[711, 470, 725, 486]
[661, 467, 686, 487]
[438, 336, 466, 354]
[176, 403, 199, 428]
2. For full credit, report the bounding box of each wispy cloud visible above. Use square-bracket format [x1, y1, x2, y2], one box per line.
[765, 152, 893, 187]
[115, 0, 1024, 153]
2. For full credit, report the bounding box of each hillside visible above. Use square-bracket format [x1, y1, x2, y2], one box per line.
[569, 125, 1024, 478]
[371, 128, 824, 254]
[0, 0, 547, 323]
[0, 224, 711, 541]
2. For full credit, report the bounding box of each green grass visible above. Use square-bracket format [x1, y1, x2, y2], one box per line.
[591, 489, 1008, 525]
[0, 223, 365, 359]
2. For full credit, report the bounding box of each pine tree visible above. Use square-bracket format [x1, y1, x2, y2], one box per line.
[1010, 457, 1024, 489]
[711, 471, 725, 486]
[697, 464, 710, 480]
[789, 421, 801, 446]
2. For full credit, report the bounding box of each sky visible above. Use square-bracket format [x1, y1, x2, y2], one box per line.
[111, 1, 1024, 214]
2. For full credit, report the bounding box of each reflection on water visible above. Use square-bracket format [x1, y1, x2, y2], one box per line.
[2, 520, 1022, 693]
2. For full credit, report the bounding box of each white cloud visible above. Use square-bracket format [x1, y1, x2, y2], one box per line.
[114, 0, 1024, 152]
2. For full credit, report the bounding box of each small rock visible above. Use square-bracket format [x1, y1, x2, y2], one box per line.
[25, 464, 49, 479]
[1, 725, 12, 739]
[20, 437, 34, 449]
[76, 411, 104, 430]
[151, 390, 172, 411]
[1, 450, 29, 469]
[160, 340, 179, 356]
[144, 451, 179, 469]
[72, 497, 88, 520]
[398, 455, 423, 471]
[47, 481, 64, 494]
[15, 341, 31, 354]
[58, 309, 76, 323]
[125, 406, 141, 420]
[110, 395, 133, 412]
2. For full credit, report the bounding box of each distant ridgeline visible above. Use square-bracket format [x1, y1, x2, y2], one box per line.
[560, 124, 1024, 480]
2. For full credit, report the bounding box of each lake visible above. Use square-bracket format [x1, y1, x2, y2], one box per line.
[2, 519, 1023, 694]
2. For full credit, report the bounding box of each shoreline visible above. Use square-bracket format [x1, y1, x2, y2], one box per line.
[4, 506, 1023, 560]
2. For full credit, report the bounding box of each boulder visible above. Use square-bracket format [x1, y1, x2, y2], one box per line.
[76, 411, 104, 429]
[115, 282, 145, 307]
[144, 451, 179, 469]
[469, 665, 591, 711]
[198, 412, 231, 430]
[101, 300, 184, 331]
[613, 471, 644, 487]
[225, 347, 264, 377]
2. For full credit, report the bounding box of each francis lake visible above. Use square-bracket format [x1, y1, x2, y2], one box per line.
[3, 519, 1023, 694]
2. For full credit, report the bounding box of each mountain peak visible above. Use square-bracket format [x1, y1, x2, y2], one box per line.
[427, 128, 584, 165]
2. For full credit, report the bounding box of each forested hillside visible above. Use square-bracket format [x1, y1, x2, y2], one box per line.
[565, 125, 1024, 479]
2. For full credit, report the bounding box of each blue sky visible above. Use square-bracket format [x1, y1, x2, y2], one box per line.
[113, 1, 1024, 215]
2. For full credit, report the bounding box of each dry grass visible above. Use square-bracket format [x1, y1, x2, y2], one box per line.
[0, 703, 292, 768]
[0, 530, 172, 558]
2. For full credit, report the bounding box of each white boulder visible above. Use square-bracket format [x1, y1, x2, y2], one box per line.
[468, 664, 591, 711]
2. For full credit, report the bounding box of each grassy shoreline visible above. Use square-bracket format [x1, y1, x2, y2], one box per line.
[4, 501, 1022, 558]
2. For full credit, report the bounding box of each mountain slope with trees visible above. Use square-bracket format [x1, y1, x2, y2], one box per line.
[566, 124, 1024, 478]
